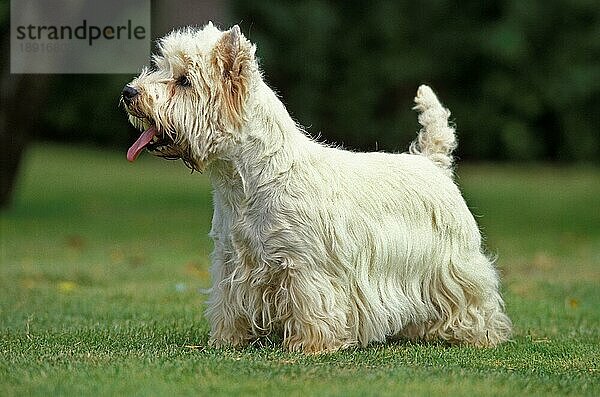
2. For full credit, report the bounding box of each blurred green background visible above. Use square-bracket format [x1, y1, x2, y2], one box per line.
[2, 1, 599, 201]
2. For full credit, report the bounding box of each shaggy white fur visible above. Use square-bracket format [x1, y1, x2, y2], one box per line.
[123, 23, 512, 353]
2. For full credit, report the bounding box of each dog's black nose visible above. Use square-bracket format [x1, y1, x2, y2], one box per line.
[122, 85, 139, 102]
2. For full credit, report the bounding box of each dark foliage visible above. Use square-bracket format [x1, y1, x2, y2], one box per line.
[231, 0, 600, 161]
[35, 0, 600, 162]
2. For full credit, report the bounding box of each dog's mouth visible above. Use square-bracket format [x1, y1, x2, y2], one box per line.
[127, 125, 157, 162]
[127, 124, 176, 162]
[125, 116, 197, 171]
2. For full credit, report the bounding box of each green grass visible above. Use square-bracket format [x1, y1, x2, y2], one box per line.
[1, 144, 599, 396]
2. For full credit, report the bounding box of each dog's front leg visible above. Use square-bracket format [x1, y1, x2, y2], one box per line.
[206, 256, 257, 348]
[206, 215, 254, 347]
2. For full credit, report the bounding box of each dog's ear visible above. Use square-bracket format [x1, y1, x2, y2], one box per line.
[217, 25, 242, 77]
[213, 25, 255, 127]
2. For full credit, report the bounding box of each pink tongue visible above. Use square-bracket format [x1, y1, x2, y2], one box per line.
[127, 126, 158, 162]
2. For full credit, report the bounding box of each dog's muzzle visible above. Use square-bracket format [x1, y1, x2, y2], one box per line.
[122, 85, 139, 104]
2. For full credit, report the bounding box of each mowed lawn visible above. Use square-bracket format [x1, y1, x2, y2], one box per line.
[1, 144, 599, 396]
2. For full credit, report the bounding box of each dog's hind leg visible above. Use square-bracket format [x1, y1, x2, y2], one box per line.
[402, 252, 512, 347]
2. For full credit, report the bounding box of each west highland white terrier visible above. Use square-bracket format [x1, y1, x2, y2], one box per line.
[122, 23, 511, 353]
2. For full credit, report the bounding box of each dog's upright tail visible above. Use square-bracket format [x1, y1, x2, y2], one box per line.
[410, 85, 457, 175]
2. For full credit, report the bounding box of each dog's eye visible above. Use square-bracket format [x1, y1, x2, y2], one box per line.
[176, 75, 191, 87]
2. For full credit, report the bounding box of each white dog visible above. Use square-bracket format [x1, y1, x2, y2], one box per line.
[122, 23, 511, 353]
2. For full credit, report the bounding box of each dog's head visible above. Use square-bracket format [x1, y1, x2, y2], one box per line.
[122, 23, 257, 170]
